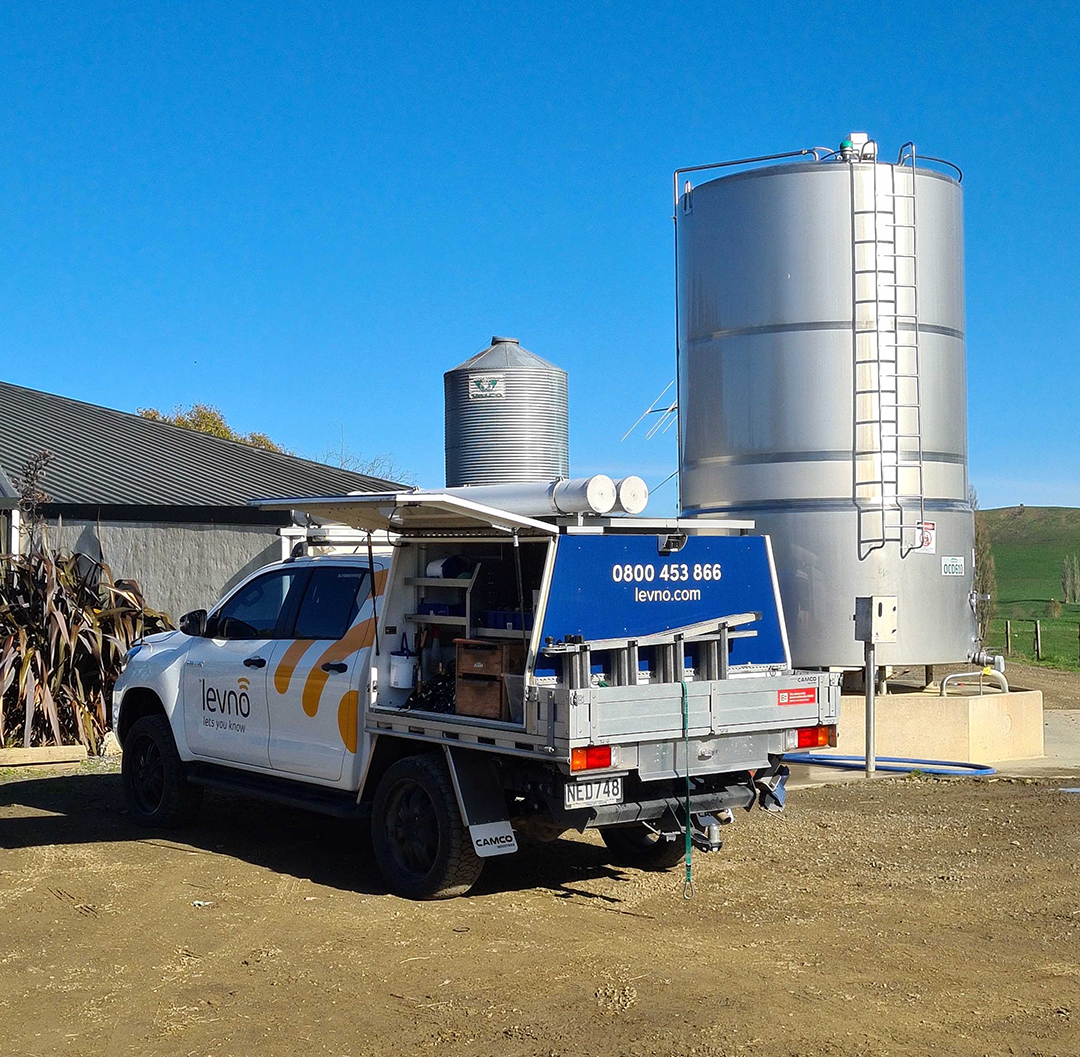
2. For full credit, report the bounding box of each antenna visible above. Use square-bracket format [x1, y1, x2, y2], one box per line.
[652, 469, 679, 492]
[621, 380, 678, 442]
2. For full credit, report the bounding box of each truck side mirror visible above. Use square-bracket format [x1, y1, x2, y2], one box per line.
[179, 609, 208, 637]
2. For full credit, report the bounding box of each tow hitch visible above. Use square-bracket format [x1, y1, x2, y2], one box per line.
[652, 806, 735, 852]
[688, 808, 735, 852]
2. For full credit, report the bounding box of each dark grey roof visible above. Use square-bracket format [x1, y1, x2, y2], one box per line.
[449, 336, 564, 373]
[0, 380, 400, 507]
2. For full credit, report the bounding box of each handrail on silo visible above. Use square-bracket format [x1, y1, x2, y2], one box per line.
[897, 141, 963, 182]
[671, 148, 825, 209]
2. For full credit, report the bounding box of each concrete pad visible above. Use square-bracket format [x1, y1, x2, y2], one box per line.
[826, 689, 1044, 764]
[994, 710, 1080, 776]
[788, 710, 1079, 789]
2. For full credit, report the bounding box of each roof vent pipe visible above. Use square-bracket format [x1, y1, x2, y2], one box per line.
[612, 476, 649, 515]
[440, 475, 617, 517]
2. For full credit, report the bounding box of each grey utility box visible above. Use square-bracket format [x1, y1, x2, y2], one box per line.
[854, 596, 898, 644]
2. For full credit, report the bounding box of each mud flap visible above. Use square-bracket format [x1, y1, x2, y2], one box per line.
[443, 747, 518, 858]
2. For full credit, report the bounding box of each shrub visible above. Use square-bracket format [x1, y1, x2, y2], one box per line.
[1048, 599, 1063, 619]
[0, 550, 172, 750]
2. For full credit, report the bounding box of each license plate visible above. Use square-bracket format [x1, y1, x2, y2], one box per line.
[564, 775, 623, 810]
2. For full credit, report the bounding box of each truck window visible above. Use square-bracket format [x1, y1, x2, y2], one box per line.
[292, 566, 369, 641]
[212, 569, 303, 640]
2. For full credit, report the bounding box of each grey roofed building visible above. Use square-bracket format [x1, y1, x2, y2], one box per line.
[0, 380, 399, 619]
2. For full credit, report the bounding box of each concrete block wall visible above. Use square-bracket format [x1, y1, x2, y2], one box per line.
[46, 518, 282, 623]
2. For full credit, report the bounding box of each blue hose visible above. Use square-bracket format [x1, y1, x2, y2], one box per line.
[784, 753, 996, 777]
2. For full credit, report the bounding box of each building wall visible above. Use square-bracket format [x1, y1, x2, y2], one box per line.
[46, 518, 283, 622]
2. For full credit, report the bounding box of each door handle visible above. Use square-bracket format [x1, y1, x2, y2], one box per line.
[243, 656, 267, 669]
[321, 661, 348, 674]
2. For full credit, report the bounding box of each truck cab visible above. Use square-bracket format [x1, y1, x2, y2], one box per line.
[114, 492, 840, 899]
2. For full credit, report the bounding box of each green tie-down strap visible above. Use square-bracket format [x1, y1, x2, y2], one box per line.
[681, 680, 695, 900]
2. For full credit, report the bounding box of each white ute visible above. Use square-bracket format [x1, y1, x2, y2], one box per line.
[114, 491, 841, 899]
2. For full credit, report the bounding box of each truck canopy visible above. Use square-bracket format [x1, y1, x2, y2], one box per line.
[256, 491, 557, 538]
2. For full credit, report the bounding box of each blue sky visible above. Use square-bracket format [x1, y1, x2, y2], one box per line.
[1, 2, 1077, 511]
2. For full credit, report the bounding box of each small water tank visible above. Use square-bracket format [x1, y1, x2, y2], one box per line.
[677, 138, 977, 668]
[445, 337, 569, 487]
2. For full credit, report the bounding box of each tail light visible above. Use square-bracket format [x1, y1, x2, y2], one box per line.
[571, 745, 612, 771]
[795, 725, 837, 749]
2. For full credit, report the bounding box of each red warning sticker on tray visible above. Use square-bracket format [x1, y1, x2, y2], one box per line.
[778, 688, 817, 706]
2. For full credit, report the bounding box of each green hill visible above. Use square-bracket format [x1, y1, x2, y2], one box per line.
[980, 506, 1080, 668]
[980, 506, 1080, 605]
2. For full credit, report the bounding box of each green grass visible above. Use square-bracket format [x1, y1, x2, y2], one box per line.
[980, 506, 1080, 669]
[980, 506, 1080, 608]
[984, 617, 1080, 671]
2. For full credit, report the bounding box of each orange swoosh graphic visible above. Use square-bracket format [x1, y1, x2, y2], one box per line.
[337, 690, 359, 754]
[301, 619, 375, 717]
[300, 567, 389, 718]
[274, 639, 317, 695]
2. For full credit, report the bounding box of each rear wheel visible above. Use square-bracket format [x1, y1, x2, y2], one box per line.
[601, 823, 686, 869]
[371, 754, 483, 900]
[121, 714, 203, 828]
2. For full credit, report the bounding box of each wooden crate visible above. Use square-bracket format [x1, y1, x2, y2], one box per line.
[454, 639, 525, 679]
[454, 674, 506, 721]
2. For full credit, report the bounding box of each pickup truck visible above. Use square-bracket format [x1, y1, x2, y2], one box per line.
[114, 491, 840, 899]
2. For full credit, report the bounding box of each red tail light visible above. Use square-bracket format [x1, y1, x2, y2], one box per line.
[796, 725, 836, 749]
[571, 745, 612, 771]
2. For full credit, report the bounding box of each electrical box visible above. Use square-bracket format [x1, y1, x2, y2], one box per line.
[854, 596, 898, 644]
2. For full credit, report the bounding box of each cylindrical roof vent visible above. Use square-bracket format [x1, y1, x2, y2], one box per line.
[444, 336, 570, 487]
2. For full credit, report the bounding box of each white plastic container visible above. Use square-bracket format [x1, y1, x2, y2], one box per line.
[389, 634, 416, 689]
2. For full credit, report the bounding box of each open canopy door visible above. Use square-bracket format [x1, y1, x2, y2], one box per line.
[254, 492, 558, 538]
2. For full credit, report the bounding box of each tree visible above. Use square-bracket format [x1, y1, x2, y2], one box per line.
[319, 425, 414, 485]
[1063, 554, 1080, 605]
[970, 487, 997, 640]
[138, 404, 288, 453]
[11, 450, 53, 528]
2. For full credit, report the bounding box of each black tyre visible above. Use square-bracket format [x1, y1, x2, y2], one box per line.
[601, 823, 686, 869]
[371, 754, 483, 900]
[121, 714, 203, 828]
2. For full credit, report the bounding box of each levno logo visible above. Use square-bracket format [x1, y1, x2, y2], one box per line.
[201, 677, 251, 717]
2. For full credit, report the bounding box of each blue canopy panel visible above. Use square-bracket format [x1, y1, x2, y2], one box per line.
[537, 534, 790, 673]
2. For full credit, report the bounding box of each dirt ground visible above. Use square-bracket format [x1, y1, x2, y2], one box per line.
[2, 763, 1080, 1057]
[890, 660, 1080, 710]
[1002, 662, 1080, 711]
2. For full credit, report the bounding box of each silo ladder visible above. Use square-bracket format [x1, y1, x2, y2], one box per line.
[850, 147, 926, 560]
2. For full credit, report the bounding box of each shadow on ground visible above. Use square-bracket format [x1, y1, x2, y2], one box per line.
[0, 771, 638, 900]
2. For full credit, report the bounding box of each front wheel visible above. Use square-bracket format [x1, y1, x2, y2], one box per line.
[371, 754, 484, 900]
[600, 823, 686, 869]
[121, 714, 203, 828]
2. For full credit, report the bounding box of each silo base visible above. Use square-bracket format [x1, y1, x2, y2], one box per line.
[820, 689, 1044, 764]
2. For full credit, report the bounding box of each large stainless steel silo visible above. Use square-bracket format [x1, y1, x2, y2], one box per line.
[676, 139, 978, 668]
[445, 336, 570, 487]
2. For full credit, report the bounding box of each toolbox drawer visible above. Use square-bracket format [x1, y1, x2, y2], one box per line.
[455, 674, 507, 721]
[454, 639, 524, 679]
